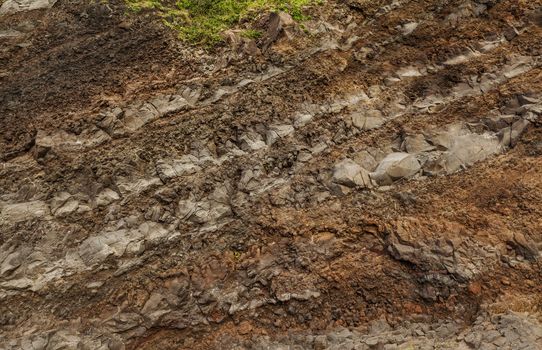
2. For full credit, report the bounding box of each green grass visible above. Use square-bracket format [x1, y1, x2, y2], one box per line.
[240, 29, 263, 39]
[125, 0, 320, 46]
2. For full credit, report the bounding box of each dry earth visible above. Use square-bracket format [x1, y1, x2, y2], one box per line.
[1, 0, 542, 349]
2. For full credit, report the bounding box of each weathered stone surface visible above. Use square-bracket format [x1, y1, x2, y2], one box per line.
[398, 22, 418, 35]
[116, 177, 162, 196]
[371, 153, 421, 185]
[266, 124, 295, 145]
[0, 201, 50, 224]
[0, 0, 57, 15]
[2, 1, 542, 348]
[396, 66, 423, 78]
[96, 189, 120, 207]
[35, 128, 110, 151]
[332, 159, 373, 188]
[156, 156, 201, 181]
[263, 11, 295, 49]
[149, 94, 188, 116]
[122, 103, 160, 132]
[499, 119, 530, 148]
[353, 151, 378, 171]
[54, 199, 79, 216]
[403, 134, 435, 154]
[425, 133, 501, 175]
[293, 113, 313, 128]
[239, 132, 266, 151]
[78, 222, 169, 265]
[351, 109, 385, 130]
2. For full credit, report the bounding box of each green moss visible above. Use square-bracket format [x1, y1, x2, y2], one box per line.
[240, 29, 263, 39]
[125, 0, 321, 46]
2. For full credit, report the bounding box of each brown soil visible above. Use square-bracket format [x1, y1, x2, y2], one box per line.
[1, 0, 542, 349]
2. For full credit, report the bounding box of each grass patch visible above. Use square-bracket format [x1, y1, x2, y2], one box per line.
[240, 29, 263, 39]
[125, 0, 320, 46]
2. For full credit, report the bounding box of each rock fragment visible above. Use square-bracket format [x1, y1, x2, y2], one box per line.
[96, 189, 120, 207]
[351, 109, 385, 130]
[0, 0, 57, 15]
[371, 153, 421, 185]
[332, 158, 373, 188]
[0, 201, 50, 224]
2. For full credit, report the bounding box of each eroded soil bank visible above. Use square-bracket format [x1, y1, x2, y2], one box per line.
[1, 0, 542, 349]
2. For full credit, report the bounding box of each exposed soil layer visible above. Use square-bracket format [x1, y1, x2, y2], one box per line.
[1, 0, 542, 349]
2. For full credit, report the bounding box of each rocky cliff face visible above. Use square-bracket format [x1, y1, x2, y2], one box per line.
[1, 0, 542, 349]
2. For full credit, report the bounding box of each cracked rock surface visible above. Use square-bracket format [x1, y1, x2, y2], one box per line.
[1, 0, 542, 349]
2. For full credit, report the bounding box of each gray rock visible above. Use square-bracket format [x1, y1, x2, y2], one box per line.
[156, 156, 201, 181]
[482, 330, 501, 343]
[266, 124, 295, 145]
[364, 337, 380, 346]
[180, 186, 232, 225]
[351, 110, 385, 130]
[141, 292, 171, 322]
[403, 134, 435, 154]
[116, 177, 162, 196]
[499, 119, 530, 148]
[190, 200, 231, 225]
[78, 222, 168, 265]
[35, 128, 110, 151]
[396, 66, 423, 78]
[96, 189, 120, 207]
[177, 197, 198, 219]
[178, 86, 201, 105]
[369, 318, 392, 334]
[0, 247, 29, 276]
[54, 199, 79, 216]
[293, 113, 313, 128]
[353, 151, 378, 172]
[503, 56, 532, 79]
[149, 94, 188, 116]
[0, 29, 23, 38]
[0, 0, 57, 15]
[371, 153, 421, 185]
[0, 201, 50, 224]
[424, 126, 502, 175]
[332, 159, 373, 188]
[122, 102, 160, 132]
[464, 332, 483, 348]
[263, 11, 295, 49]
[239, 132, 266, 151]
[49, 191, 71, 208]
